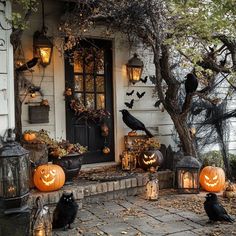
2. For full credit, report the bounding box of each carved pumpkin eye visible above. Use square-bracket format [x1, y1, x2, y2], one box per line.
[150, 153, 155, 159]
[204, 175, 210, 180]
[41, 169, 45, 174]
[144, 154, 149, 159]
[50, 169, 56, 176]
[213, 175, 218, 180]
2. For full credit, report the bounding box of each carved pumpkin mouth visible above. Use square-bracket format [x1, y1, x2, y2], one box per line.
[143, 154, 156, 165]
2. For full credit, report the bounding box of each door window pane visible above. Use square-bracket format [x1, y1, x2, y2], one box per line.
[74, 93, 84, 105]
[74, 75, 83, 91]
[84, 52, 94, 73]
[95, 49, 104, 74]
[86, 94, 95, 109]
[96, 76, 104, 92]
[74, 52, 83, 73]
[97, 94, 105, 109]
[85, 75, 94, 92]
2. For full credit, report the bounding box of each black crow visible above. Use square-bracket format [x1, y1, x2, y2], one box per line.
[16, 57, 38, 72]
[120, 109, 153, 137]
[204, 193, 234, 223]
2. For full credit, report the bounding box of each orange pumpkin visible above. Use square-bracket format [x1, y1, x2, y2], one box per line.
[23, 132, 36, 142]
[33, 164, 65, 192]
[199, 166, 225, 192]
[103, 146, 110, 154]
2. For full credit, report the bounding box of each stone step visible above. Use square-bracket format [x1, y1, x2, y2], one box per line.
[28, 170, 174, 208]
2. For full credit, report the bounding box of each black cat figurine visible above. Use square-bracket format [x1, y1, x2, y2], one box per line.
[52, 192, 78, 230]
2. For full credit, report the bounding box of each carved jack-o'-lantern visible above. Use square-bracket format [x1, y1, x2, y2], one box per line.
[33, 164, 65, 192]
[138, 150, 163, 170]
[199, 166, 225, 192]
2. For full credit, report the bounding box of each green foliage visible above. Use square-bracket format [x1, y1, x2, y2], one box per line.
[200, 151, 236, 171]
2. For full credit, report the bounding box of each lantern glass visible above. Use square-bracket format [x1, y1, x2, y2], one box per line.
[39, 47, 52, 66]
[126, 54, 144, 83]
[121, 151, 136, 171]
[146, 177, 159, 201]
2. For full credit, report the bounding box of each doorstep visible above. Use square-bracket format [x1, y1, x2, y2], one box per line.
[28, 166, 174, 208]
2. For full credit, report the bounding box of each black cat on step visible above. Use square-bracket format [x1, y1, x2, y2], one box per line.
[52, 192, 78, 230]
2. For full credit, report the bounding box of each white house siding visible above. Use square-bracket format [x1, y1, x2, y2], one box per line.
[0, 1, 14, 138]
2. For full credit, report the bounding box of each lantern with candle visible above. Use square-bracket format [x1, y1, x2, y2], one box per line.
[146, 173, 159, 200]
[121, 150, 137, 171]
[176, 156, 201, 194]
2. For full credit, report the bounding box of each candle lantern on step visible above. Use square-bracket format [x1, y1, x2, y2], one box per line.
[121, 150, 136, 171]
[146, 173, 159, 200]
[176, 156, 201, 194]
[0, 129, 30, 214]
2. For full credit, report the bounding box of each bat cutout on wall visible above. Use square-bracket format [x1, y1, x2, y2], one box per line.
[124, 99, 134, 109]
[126, 90, 134, 96]
[154, 100, 161, 108]
[140, 76, 148, 84]
[137, 91, 145, 99]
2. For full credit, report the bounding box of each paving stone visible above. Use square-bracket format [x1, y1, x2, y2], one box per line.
[155, 213, 185, 222]
[77, 209, 98, 221]
[168, 230, 198, 236]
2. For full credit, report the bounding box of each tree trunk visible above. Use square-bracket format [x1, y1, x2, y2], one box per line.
[171, 114, 197, 157]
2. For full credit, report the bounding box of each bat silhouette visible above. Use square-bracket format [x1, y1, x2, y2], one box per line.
[126, 90, 134, 96]
[154, 100, 161, 108]
[140, 76, 148, 84]
[137, 91, 145, 99]
[124, 99, 134, 109]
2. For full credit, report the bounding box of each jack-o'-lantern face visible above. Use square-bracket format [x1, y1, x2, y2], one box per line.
[34, 164, 65, 192]
[138, 150, 163, 170]
[199, 166, 225, 192]
[40, 169, 56, 186]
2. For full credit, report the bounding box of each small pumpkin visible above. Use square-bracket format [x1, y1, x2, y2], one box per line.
[23, 132, 36, 142]
[33, 163, 65, 192]
[103, 146, 110, 154]
[138, 150, 163, 170]
[223, 182, 236, 199]
[199, 166, 225, 192]
[128, 131, 137, 137]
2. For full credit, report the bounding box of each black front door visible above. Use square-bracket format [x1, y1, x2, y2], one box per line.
[65, 39, 114, 164]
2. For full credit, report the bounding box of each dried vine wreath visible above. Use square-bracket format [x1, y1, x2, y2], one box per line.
[70, 99, 111, 122]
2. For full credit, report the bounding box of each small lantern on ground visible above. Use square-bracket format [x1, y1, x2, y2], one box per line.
[0, 129, 30, 214]
[126, 54, 144, 84]
[176, 156, 201, 194]
[146, 172, 159, 201]
[121, 150, 137, 171]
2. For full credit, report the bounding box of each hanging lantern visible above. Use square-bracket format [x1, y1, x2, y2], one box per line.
[146, 174, 159, 201]
[126, 54, 144, 84]
[121, 150, 136, 171]
[0, 129, 30, 214]
[33, 0, 53, 67]
[31, 197, 52, 236]
[176, 156, 201, 194]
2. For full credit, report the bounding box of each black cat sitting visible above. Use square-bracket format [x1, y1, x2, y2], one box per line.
[52, 192, 78, 230]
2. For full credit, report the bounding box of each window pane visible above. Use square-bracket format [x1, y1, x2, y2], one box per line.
[95, 49, 104, 74]
[85, 75, 94, 92]
[74, 75, 83, 91]
[84, 51, 94, 73]
[74, 51, 83, 73]
[96, 76, 104, 92]
[97, 94, 105, 109]
[86, 94, 95, 109]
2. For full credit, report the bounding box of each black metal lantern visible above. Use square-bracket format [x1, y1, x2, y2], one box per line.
[33, 0, 53, 67]
[126, 54, 144, 84]
[0, 129, 30, 214]
[176, 156, 201, 194]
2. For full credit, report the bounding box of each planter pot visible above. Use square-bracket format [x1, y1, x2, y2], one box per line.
[52, 153, 83, 181]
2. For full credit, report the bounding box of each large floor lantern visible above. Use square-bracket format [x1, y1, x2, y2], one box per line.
[176, 156, 201, 194]
[0, 129, 30, 214]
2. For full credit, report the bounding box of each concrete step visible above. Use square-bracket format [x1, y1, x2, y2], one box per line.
[28, 168, 174, 208]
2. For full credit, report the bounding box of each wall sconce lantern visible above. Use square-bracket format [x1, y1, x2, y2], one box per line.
[126, 53, 144, 84]
[0, 129, 30, 214]
[33, 0, 53, 67]
[121, 150, 137, 171]
[176, 156, 201, 194]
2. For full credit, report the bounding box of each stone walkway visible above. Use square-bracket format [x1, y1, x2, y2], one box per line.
[52, 194, 236, 236]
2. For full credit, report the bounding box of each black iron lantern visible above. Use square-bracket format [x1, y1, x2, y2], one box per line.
[0, 129, 30, 214]
[126, 54, 144, 84]
[176, 156, 201, 194]
[33, 0, 53, 67]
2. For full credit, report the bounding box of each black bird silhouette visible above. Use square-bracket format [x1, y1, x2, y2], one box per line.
[124, 99, 134, 109]
[16, 57, 38, 72]
[185, 73, 198, 94]
[126, 90, 135, 96]
[120, 109, 153, 137]
[137, 91, 145, 99]
[204, 193, 234, 223]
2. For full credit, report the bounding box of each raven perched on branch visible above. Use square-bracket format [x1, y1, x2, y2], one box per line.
[120, 109, 153, 137]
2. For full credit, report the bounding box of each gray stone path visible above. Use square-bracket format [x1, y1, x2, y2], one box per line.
[52, 195, 236, 236]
